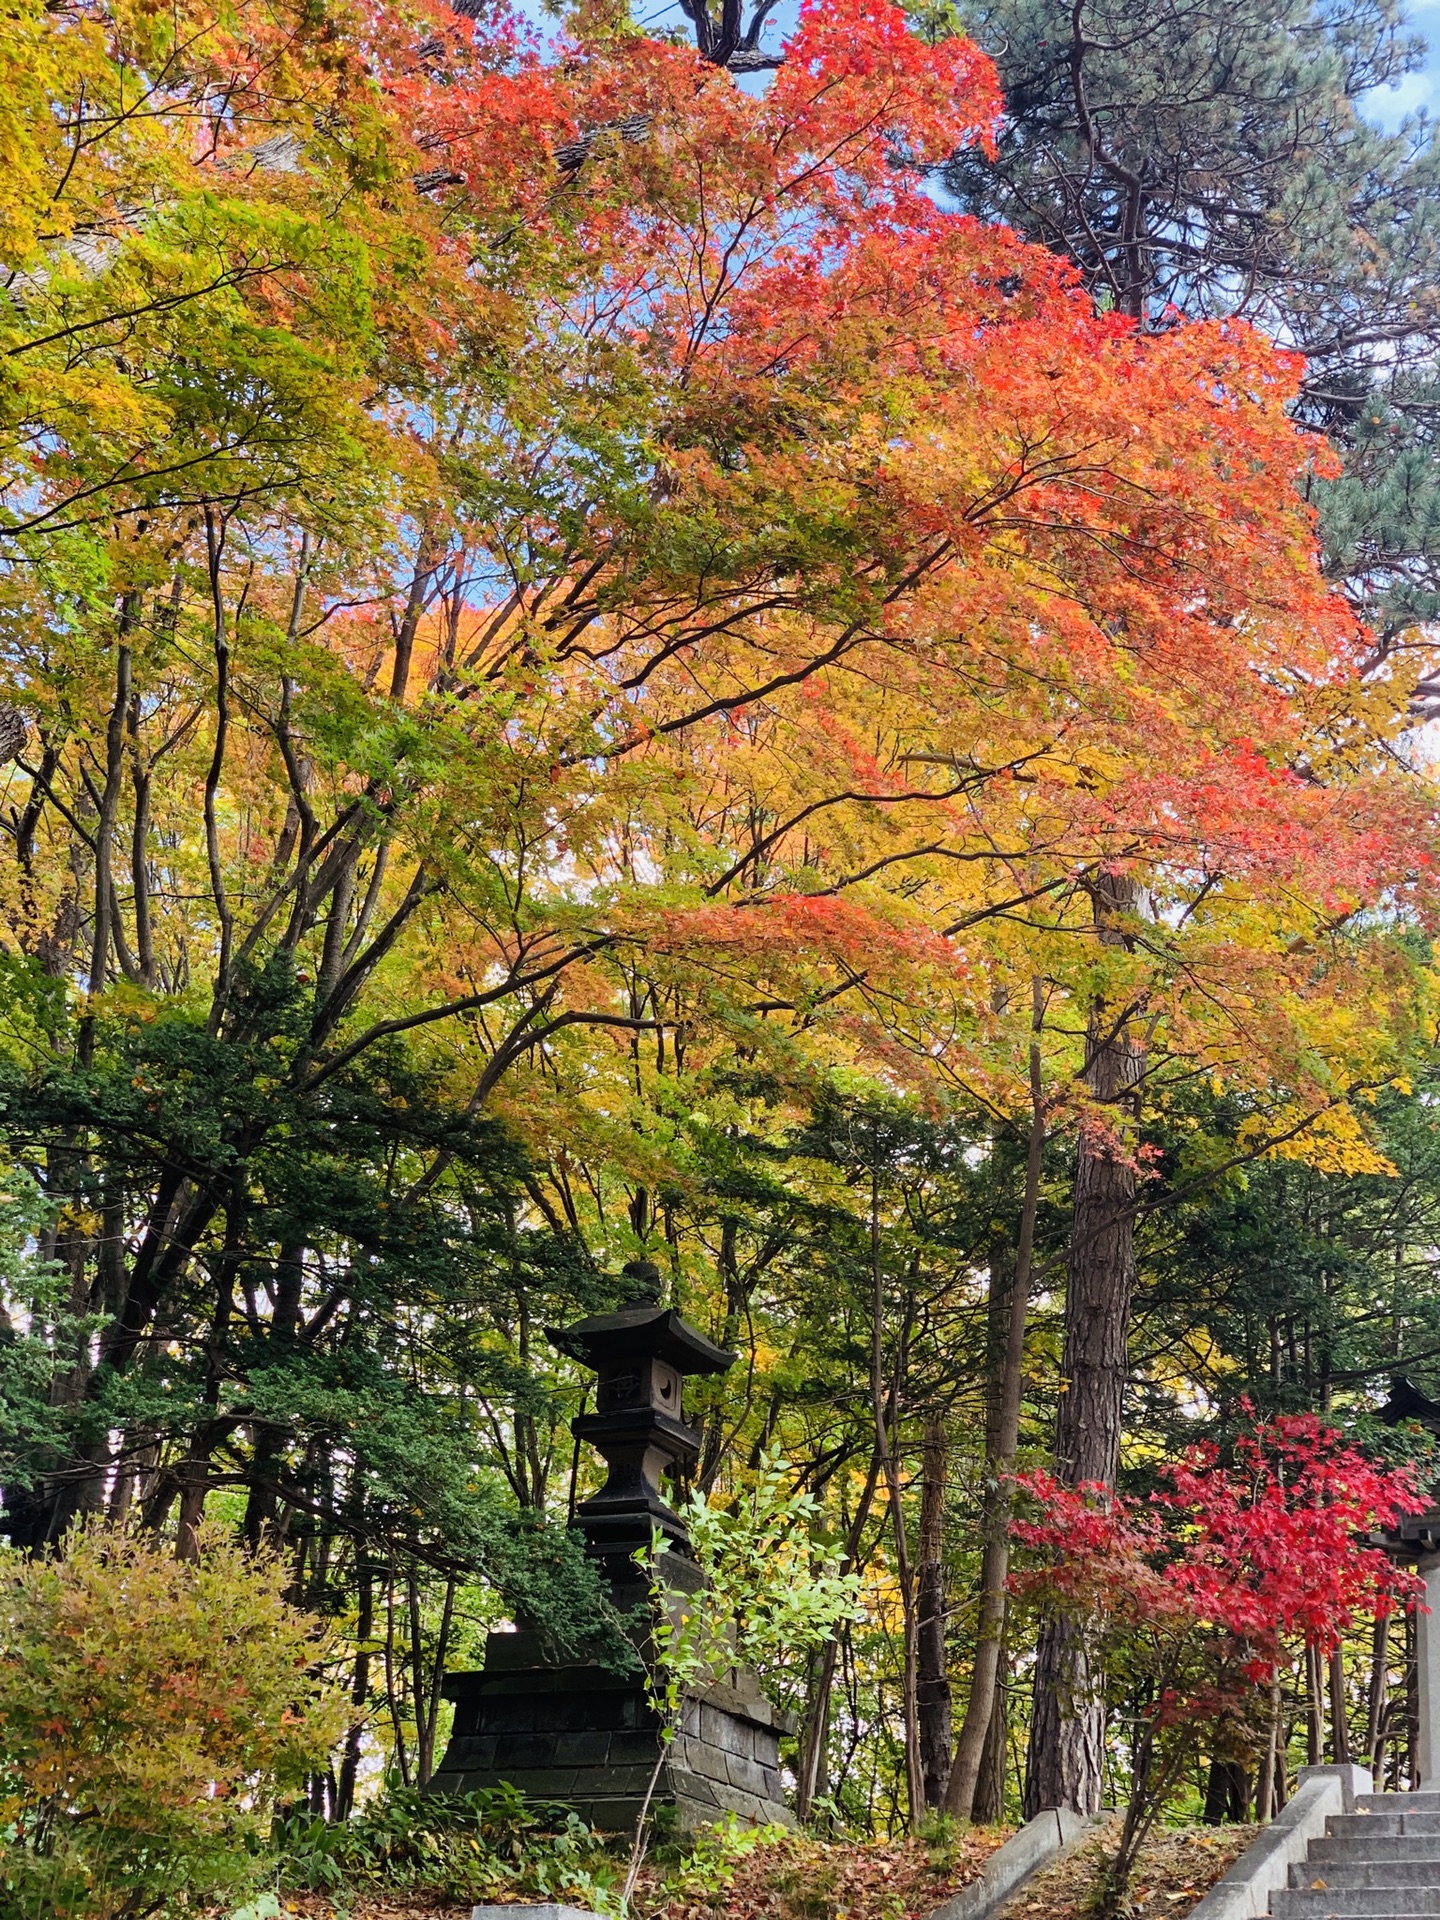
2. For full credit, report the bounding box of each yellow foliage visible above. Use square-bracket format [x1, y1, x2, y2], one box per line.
[1238, 1102, 1399, 1178]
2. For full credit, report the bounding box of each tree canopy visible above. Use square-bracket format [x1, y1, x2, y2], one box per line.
[2, 0, 1439, 1838]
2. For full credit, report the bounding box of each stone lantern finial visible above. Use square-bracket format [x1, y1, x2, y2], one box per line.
[619, 1257, 664, 1305]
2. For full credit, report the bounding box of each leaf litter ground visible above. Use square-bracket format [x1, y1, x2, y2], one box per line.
[277, 1820, 1252, 1920]
[278, 1825, 1012, 1920]
[1008, 1821, 1256, 1920]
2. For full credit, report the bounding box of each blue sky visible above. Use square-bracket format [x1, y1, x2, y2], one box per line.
[1368, 0, 1440, 126]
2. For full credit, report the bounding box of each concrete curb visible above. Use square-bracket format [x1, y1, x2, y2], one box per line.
[926, 1806, 1098, 1920]
[1186, 1765, 1372, 1920]
[472, 1906, 607, 1920]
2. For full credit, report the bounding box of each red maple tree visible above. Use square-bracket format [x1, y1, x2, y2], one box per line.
[1011, 1416, 1426, 1909]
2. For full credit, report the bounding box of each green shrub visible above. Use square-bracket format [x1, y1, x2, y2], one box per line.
[650, 1814, 790, 1899]
[0, 1521, 349, 1920]
[275, 1779, 621, 1910]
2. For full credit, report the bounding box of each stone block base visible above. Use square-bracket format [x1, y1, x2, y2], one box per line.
[431, 1633, 793, 1833]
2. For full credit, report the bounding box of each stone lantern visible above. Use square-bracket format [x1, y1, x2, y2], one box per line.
[430, 1264, 794, 1831]
[548, 1262, 736, 1579]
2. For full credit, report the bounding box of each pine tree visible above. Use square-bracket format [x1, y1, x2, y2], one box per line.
[943, 0, 1440, 647]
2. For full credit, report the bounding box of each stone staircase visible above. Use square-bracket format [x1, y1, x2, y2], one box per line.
[1272, 1791, 1440, 1917]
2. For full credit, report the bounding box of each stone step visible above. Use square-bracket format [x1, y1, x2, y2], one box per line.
[1290, 1863, 1440, 1889]
[1357, 1796, 1440, 1815]
[1272, 1891, 1440, 1918]
[1328, 1814, 1440, 1838]
[1310, 1838, 1440, 1866]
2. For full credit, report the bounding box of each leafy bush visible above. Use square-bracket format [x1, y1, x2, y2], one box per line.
[275, 1779, 621, 1910]
[625, 1456, 860, 1904]
[659, 1454, 862, 1720]
[0, 1521, 349, 1920]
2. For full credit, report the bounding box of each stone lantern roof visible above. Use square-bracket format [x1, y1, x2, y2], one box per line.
[1378, 1375, 1440, 1434]
[548, 1303, 736, 1378]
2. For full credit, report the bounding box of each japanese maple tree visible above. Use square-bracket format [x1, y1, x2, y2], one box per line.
[1012, 1416, 1426, 1908]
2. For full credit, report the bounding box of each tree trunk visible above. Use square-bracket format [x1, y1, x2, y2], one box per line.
[89, 623, 135, 999]
[1256, 1675, 1283, 1822]
[872, 1182, 923, 1824]
[174, 1454, 209, 1562]
[1407, 1607, 1420, 1788]
[916, 1411, 952, 1809]
[797, 1644, 834, 1820]
[1027, 877, 1142, 1818]
[1367, 1612, 1390, 1758]
[796, 1444, 884, 1821]
[1368, 1612, 1391, 1777]
[1330, 1646, 1351, 1763]
[337, 1556, 374, 1819]
[389, 528, 438, 703]
[412, 1571, 457, 1788]
[1307, 1641, 1325, 1766]
[1203, 1757, 1250, 1825]
[1025, 1615, 1107, 1819]
[972, 1668, 1009, 1824]
[243, 1242, 305, 1546]
[950, 981, 1046, 1818]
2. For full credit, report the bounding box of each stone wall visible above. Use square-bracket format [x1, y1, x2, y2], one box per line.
[668, 1679, 794, 1826]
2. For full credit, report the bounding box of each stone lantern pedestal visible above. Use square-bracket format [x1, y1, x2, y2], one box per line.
[429, 1271, 795, 1830]
[431, 1629, 793, 1830]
